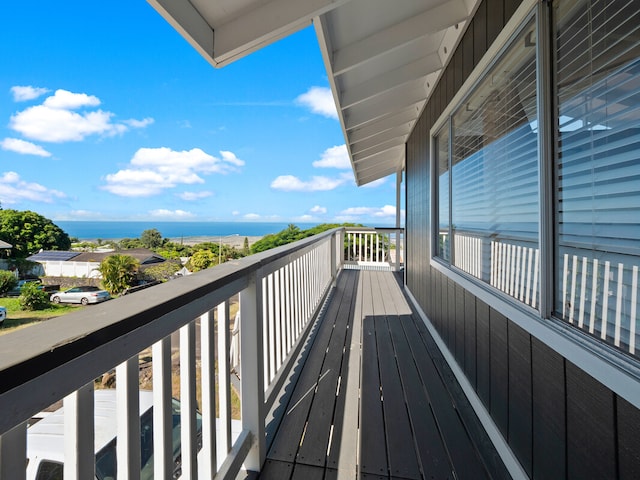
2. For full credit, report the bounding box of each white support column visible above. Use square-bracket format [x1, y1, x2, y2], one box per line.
[218, 301, 232, 456]
[396, 168, 403, 272]
[116, 356, 141, 480]
[0, 421, 27, 480]
[64, 382, 95, 480]
[330, 232, 337, 286]
[180, 321, 198, 479]
[201, 309, 217, 477]
[240, 270, 266, 472]
[152, 336, 173, 479]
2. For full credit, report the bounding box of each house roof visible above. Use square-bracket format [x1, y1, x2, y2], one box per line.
[71, 249, 166, 265]
[0, 240, 11, 249]
[147, 0, 480, 185]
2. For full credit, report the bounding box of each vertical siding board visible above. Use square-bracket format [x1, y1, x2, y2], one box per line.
[445, 63, 455, 107]
[473, 1, 488, 65]
[453, 48, 464, 94]
[462, 22, 474, 80]
[463, 290, 477, 388]
[455, 283, 466, 364]
[504, 0, 521, 23]
[476, 300, 491, 408]
[489, 309, 508, 438]
[486, 0, 504, 47]
[566, 362, 616, 479]
[531, 339, 566, 480]
[617, 395, 640, 479]
[448, 279, 456, 351]
[508, 323, 532, 477]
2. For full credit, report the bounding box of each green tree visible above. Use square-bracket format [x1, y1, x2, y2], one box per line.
[187, 249, 216, 272]
[140, 228, 163, 249]
[141, 261, 182, 281]
[0, 209, 71, 257]
[98, 254, 139, 295]
[0, 271, 17, 295]
[118, 237, 144, 249]
[19, 282, 50, 310]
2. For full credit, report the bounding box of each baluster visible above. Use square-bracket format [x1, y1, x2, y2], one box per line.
[64, 382, 94, 480]
[179, 321, 198, 479]
[0, 421, 27, 480]
[217, 302, 232, 457]
[116, 356, 141, 480]
[152, 337, 173, 478]
[201, 309, 217, 477]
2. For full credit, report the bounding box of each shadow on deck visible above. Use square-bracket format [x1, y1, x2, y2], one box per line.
[258, 270, 510, 479]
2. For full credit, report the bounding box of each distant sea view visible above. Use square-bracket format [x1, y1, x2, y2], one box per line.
[55, 221, 319, 241]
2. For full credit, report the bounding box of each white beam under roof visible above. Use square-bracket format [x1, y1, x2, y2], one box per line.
[331, 0, 470, 75]
[147, 0, 481, 185]
[340, 52, 442, 109]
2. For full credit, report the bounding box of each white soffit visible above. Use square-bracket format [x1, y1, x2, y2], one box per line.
[147, 0, 479, 185]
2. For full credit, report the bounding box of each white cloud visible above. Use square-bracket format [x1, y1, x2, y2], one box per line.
[220, 150, 245, 167]
[232, 211, 240, 216]
[340, 205, 397, 217]
[177, 191, 213, 201]
[103, 147, 243, 197]
[8, 89, 152, 143]
[68, 210, 99, 218]
[10, 85, 49, 102]
[123, 117, 154, 128]
[0, 171, 66, 204]
[296, 87, 338, 119]
[149, 209, 194, 218]
[271, 174, 347, 192]
[43, 89, 100, 109]
[310, 205, 327, 214]
[312, 144, 350, 169]
[244, 213, 261, 220]
[1, 138, 51, 157]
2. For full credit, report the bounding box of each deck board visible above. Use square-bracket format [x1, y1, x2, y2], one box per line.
[262, 269, 506, 479]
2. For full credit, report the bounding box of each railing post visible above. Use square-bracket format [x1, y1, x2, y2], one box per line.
[395, 229, 401, 271]
[64, 382, 95, 480]
[152, 336, 173, 479]
[116, 356, 141, 480]
[331, 232, 337, 286]
[0, 422, 27, 480]
[240, 270, 265, 472]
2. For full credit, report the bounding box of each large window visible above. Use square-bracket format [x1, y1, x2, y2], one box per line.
[435, 17, 540, 309]
[554, 0, 640, 356]
[433, 0, 640, 359]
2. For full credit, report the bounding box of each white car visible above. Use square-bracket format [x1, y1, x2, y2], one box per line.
[26, 390, 242, 480]
[0, 306, 6, 326]
[27, 390, 195, 480]
[50, 286, 111, 305]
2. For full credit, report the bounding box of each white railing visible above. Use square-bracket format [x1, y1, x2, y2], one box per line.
[0, 228, 343, 479]
[490, 239, 540, 310]
[344, 227, 404, 271]
[561, 253, 639, 356]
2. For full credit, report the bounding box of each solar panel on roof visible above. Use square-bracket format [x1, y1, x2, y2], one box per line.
[27, 251, 81, 262]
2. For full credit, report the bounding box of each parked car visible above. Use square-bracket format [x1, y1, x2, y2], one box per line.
[6, 278, 42, 297]
[26, 390, 202, 480]
[50, 286, 111, 305]
[0, 306, 6, 326]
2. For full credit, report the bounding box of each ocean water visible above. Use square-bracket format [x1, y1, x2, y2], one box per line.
[56, 221, 318, 240]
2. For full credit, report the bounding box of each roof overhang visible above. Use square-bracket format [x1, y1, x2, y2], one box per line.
[147, 0, 480, 185]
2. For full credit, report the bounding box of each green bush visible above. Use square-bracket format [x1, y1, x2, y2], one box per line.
[18, 282, 50, 311]
[0, 271, 17, 295]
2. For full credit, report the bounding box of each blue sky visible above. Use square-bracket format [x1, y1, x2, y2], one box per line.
[0, 1, 400, 226]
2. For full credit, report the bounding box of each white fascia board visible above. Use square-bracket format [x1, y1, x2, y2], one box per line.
[344, 86, 426, 129]
[213, 0, 350, 66]
[147, 0, 215, 66]
[332, 0, 469, 75]
[340, 52, 442, 109]
[348, 108, 418, 142]
[350, 123, 412, 153]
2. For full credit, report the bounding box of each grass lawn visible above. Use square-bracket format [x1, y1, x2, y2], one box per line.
[0, 297, 79, 335]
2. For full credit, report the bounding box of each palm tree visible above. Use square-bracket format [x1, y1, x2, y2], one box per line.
[98, 254, 139, 295]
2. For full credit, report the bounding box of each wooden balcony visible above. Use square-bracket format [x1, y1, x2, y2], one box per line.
[0, 228, 506, 479]
[260, 269, 508, 479]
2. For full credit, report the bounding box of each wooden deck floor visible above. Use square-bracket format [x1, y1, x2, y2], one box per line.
[259, 270, 509, 480]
